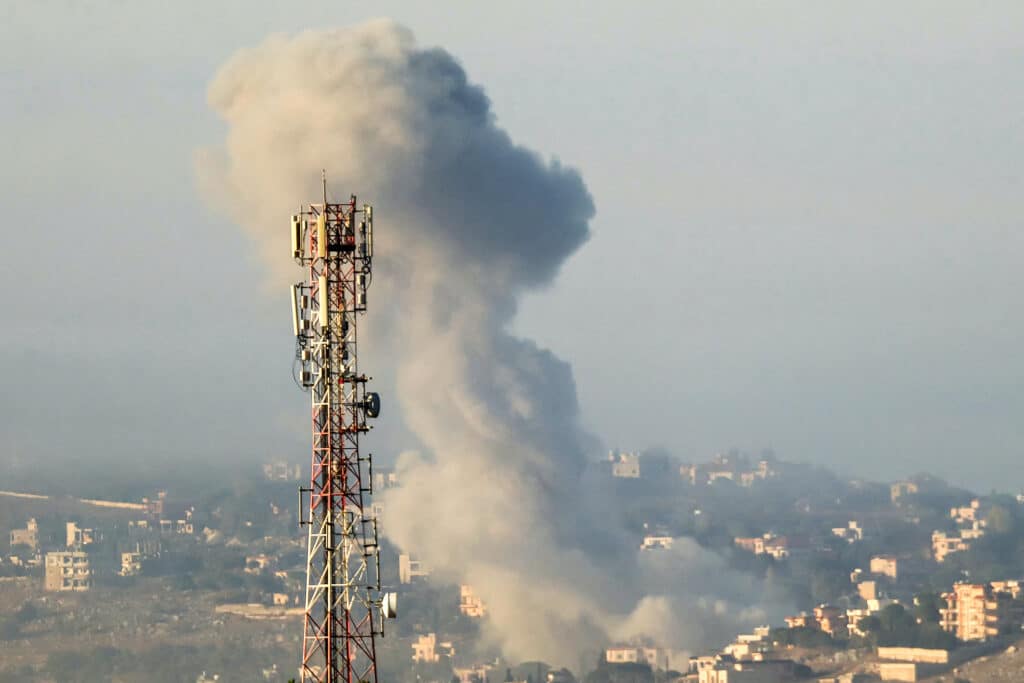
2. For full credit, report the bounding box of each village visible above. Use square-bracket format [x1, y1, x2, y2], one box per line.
[3, 450, 1024, 682]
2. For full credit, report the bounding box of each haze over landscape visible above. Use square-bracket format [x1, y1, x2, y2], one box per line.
[1, 4, 1024, 682]
[3, 2, 1022, 493]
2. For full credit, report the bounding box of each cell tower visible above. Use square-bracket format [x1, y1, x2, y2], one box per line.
[289, 175, 395, 683]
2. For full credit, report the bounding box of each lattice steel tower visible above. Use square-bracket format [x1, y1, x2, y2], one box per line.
[289, 176, 395, 683]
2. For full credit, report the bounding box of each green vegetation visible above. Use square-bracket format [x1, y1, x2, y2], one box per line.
[858, 604, 957, 650]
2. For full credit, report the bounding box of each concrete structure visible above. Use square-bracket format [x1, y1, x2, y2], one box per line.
[44, 551, 91, 591]
[989, 579, 1023, 598]
[950, 499, 988, 525]
[66, 521, 95, 548]
[683, 456, 775, 488]
[734, 533, 805, 560]
[939, 582, 1024, 641]
[459, 584, 487, 617]
[610, 451, 641, 478]
[722, 626, 771, 661]
[870, 555, 899, 580]
[9, 518, 38, 550]
[784, 613, 814, 629]
[890, 481, 918, 503]
[698, 659, 797, 683]
[121, 551, 143, 576]
[784, 605, 847, 637]
[453, 664, 495, 683]
[831, 521, 864, 544]
[931, 531, 967, 563]
[878, 662, 921, 681]
[245, 554, 275, 574]
[857, 580, 878, 601]
[640, 534, 674, 550]
[411, 633, 454, 663]
[813, 605, 847, 637]
[876, 647, 956, 681]
[932, 499, 991, 562]
[877, 647, 950, 664]
[398, 553, 430, 584]
[606, 645, 686, 670]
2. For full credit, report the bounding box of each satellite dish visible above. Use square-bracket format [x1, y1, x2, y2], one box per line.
[382, 591, 397, 619]
[365, 392, 381, 418]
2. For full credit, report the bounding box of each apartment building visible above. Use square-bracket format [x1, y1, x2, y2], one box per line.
[66, 521, 95, 548]
[9, 518, 38, 550]
[459, 584, 487, 618]
[939, 582, 1024, 642]
[44, 551, 91, 592]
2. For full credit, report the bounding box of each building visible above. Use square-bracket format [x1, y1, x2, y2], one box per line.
[890, 481, 919, 503]
[950, 499, 988, 526]
[763, 535, 804, 560]
[684, 455, 775, 488]
[605, 645, 685, 670]
[411, 633, 454, 663]
[610, 451, 641, 478]
[698, 659, 797, 683]
[121, 551, 143, 576]
[373, 468, 399, 491]
[870, 555, 899, 580]
[459, 584, 487, 617]
[398, 553, 430, 584]
[846, 598, 899, 638]
[813, 605, 848, 637]
[784, 613, 814, 629]
[9, 518, 38, 550]
[831, 521, 864, 544]
[44, 551, 91, 591]
[932, 499, 990, 562]
[453, 664, 495, 683]
[783, 606, 847, 637]
[734, 536, 766, 555]
[733, 533, 805, 560]
[66, 521, 95, 548]
[245, 554, 275, 574]
[641, 534, 674, 551]
[939, 582, 1024, 641]
[722, 627, 771, 661]
[989, 579, 1023, 598]
[263, 460, 302, 481]
[857, 580, 878, 601]
[931, 530, 973, 563]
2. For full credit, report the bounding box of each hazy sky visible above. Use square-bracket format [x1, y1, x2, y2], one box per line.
[1, 2, 1021, 492]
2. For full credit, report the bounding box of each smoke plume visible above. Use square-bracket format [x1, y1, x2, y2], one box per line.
[198, 20, 780, 666]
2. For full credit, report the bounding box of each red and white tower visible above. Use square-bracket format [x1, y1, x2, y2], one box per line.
[290, 177, 395, 683]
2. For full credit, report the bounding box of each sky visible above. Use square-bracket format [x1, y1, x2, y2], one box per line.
[1, 2, 1022, 492]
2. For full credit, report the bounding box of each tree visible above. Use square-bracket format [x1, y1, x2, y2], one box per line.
[913, 593, 943, 624]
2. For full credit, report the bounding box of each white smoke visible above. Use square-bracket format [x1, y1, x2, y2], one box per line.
[198, 20, 782, 667]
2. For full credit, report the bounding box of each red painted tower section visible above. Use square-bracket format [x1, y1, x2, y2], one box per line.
[290, 180, 392, 683]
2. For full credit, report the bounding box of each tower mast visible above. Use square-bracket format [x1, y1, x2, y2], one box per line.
[289, 179, 393, 683]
